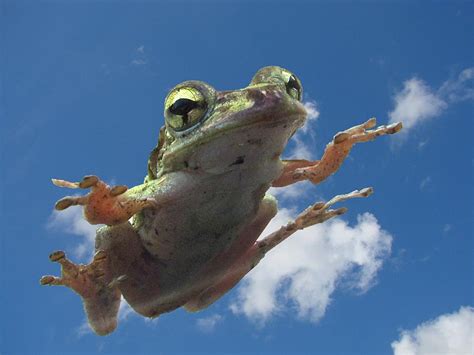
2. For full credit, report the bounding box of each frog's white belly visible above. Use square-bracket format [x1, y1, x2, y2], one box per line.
[137, 159, 280, 282]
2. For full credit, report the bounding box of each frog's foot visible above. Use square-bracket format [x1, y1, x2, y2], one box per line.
[272, 118, 403, 187]
[40, 250, 121, 336]
[52, 175, 157, 225]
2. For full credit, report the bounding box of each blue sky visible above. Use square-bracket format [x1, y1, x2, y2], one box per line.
[2, 1, 473, 354]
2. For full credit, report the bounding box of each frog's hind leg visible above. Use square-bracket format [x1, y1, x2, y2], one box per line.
[40, 250, 121, 336]
[184, 188, 372, 312]
[272, 118, 402, 187]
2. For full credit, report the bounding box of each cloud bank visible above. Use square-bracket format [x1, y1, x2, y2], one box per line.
[391, 306, 474, 355]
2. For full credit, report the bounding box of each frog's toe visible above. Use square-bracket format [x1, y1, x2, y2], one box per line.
[387, 122, 403, 134]
[52, 175, 99, 189]
[40, 275, 63, 286]
[78, 175, 99, 188]
[54, 196, 88, 211]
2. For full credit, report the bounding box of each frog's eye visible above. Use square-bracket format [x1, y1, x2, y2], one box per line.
[164, 86, 208, 132]
[250, 66, 303, 101]
[285, 74, 302, 101]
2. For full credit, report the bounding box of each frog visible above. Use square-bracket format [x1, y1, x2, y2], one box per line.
[40, 66, 402, 335]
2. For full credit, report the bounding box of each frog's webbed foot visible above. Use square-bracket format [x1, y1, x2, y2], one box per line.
[272, 118, 403, 187]
[40, 250, 121, 336]
[52, 175, 156, 225]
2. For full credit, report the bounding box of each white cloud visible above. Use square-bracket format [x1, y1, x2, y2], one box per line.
[388, 67, 473, 138]
[388, 78, 447, 131]
[391, 306, 474, 355]
[48, 206, 100, 261]
[196, 314, 223, 333]
[230, 209, 392, 324]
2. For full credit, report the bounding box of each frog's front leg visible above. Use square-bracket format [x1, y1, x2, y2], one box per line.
[272, 118, 402, 187]
[40, 250, 121, 335]
[52, 175, 157, 225]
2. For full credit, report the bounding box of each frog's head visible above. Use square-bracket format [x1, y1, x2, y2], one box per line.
[150, 66, 308, 179]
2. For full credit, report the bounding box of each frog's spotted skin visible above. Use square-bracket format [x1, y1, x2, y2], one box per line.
[42, 66, 402, 335]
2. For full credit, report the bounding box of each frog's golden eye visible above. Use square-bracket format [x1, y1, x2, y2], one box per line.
[280, 70, 302, 101]
[285, 75, 302, 101]
[164, 87, 208, 132]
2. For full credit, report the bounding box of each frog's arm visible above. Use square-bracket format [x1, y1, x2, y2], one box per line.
[51, 175, 163, 226]
[272, 118, 402, 187]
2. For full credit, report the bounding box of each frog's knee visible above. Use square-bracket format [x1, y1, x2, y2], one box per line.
[83, 288, 121, 336]
[262, 193, 278, 218]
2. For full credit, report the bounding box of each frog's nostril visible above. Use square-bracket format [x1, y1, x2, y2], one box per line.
[247, 88, 267, 103]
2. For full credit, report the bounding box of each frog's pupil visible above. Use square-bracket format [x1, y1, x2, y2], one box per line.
[169, 98, 199, 116]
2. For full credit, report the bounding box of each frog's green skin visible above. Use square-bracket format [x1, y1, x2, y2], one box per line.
[44, 66, 402, 335]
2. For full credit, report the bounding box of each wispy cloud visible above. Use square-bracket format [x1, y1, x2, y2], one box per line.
[438, 67, 474, 103]
[130, 45, 147, 66]
[302, 101, 320, 130]
[388, 67, 473, 141]
[47, 206, 100, 261]
[391, 306, 474, 355]
[195, 314, 223, 333]
[285, 100, 320, 161]
[442, 224, 452, 233]
[230, 209, 392, 324]
[419, 176, 432, 190]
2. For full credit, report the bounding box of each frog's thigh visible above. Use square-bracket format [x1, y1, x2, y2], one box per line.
[97, 223, 167, 317]
[184, 194, 277, 312]
[95, 223, 145, 275]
